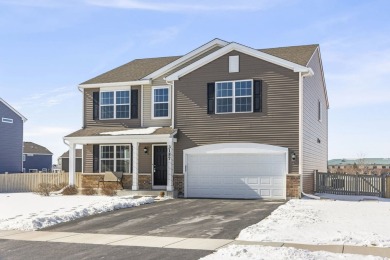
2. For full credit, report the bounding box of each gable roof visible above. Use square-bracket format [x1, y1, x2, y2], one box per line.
[0, 98, 27, 122]
[60, 149, 83, 158]
[23, 142, 52, 155]
[165, 42, 313, 81]
[79, 41, 318, 85]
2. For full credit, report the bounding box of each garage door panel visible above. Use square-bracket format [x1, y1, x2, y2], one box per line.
[186, 152, 286, 199]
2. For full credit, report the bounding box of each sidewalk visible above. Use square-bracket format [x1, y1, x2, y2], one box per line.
[1, 230, 390, 258]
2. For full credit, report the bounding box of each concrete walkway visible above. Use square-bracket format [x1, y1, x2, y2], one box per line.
[1, 230, 390, 257]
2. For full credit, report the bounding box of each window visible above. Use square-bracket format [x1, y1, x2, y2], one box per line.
[216, 80, 253, 114]
[2, 117, 13, 123]
[229, 56, 239, 73]
[100, 91, 130, 119]
[318, 100, 322, 121]
[22, 154, 26, 162]
[152, 86, 170, 119]
[100, 145, 130, 173]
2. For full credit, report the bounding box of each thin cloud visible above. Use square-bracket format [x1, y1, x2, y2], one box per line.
[147, 26, 180, 45]
[85, 0, 278, 12]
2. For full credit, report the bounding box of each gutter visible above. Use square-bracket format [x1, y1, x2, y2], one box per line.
[299, 71, 320, 200]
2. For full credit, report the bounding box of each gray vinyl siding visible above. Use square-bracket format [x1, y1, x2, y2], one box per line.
[83, 144, 93, 173]
[0, 102, 23, 173]
[302, 48, 328, 193]
[142, 86, 172, 127]
[84, 86, 141, 128]
[174, 50, 300, 174]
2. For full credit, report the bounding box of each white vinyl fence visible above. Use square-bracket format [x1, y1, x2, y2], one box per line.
[0, 172, 82, 193]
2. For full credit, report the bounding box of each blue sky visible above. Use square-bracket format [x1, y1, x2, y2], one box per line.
[0, 0, 389, 162]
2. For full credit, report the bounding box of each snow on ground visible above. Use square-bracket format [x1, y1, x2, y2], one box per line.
[238, 196, 390, 247]
[0, 193, 153, 231]
[201, 245, 386, 260]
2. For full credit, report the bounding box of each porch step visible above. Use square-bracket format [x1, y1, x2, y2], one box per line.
[117, 189, 178, 198]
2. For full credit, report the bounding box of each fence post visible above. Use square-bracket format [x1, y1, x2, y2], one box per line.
[381, 174, 386, 198]
[355, 175, 359, 196]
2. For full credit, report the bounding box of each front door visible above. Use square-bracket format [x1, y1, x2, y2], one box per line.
[153, 146, 167, 186]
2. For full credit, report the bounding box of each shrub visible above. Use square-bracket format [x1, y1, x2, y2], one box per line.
[101, 186, 117, 196]
[51, 182, 68, 191]
[62, 185, 78, 195]
[82, 186, 97, 196]
[35, 183, 53, 196]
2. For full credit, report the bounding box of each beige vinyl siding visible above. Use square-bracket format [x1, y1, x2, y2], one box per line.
[84, 86, 141, 128]
[83, 144, 93, 173]
[142, 86, 172, 127]
[174, 50, 300, 174]
[302, 48, 328, 193]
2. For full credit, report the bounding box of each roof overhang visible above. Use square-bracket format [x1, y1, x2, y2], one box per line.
[0, 98, 27, 122]
[78, 79, 151, 89]
[64, 134, 174, 145]
[141, 38, 229, 80]
[166, 42, 312, 81]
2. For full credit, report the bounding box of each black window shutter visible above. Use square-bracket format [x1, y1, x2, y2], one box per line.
[131, 89, 138, 119]
[253, 80, 262, 112]
[93, 92, 100, 120]
[92, 144, 100, 173]
[207, 83, 215, 114]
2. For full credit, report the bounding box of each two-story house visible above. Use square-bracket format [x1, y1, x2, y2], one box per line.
[64, 39, 328, 199]
[0, 98, 27, 173]
[23, 141, 53, 173]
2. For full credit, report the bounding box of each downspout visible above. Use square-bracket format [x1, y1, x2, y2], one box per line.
[165, 79, 175, 128]
[299, 71, 320, 200]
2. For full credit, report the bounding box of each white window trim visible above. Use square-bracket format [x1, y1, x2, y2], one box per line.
[151, 85, 171, 120]
[318, 100, 322, 122]
[99, 144, 131, 173]
[215, 79, 254, 114]
[99, 90, 131, 120]
[2, 117, 13, 123]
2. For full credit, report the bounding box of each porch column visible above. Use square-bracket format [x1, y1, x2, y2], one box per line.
[167, 138, 174, 191]
[68, 142, 76, 185]
[132, 142, 139, 190]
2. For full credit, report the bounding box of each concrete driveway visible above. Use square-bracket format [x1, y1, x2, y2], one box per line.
[44, 199, 285, 239]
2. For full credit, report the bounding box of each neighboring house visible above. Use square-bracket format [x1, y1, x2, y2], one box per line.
[64, 38, 328, 199]
[0, 98, 27, 173]
[58, 149, 83, 172]
[328, 158, 390, 174]
[23, 142, 53, 173]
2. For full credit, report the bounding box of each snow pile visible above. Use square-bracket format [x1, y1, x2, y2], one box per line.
[201, 245, 385, 260]
[0, 193, 153, 231]
[100, 127, 161, 135]
[238, 199, 390, 247]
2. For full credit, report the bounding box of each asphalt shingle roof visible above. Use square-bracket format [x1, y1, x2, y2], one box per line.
[65, 127, 175, 138]
[81, 44, 318, 85]
[60, 149, 83, 158]
[23, 142, 52, 155]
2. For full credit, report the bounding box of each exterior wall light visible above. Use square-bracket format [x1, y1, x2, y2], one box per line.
[144, 147, 148, 154]
[291, 152, 296, 161]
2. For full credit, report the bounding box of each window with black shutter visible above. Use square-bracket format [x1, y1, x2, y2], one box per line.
[92, 92, 99, 120]
[253, 80, 262, 113]
[207, 82, 215, 114]
[93, 144, 100, 173]
[131, 89, 138, 119]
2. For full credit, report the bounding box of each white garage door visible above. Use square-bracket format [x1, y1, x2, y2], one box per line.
[184, 143, 287, 199]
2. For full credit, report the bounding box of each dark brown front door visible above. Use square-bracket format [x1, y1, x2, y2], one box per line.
[153, 146, 167, 186]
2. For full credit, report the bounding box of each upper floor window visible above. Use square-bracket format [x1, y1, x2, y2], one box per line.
[2, 117, 13, 123]
[100, 91, 130, 119]
[216, 80, 253, 114]
[152, 86, 170, 119]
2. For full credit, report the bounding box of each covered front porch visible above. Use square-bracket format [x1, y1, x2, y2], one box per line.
[64, 127, 177, 192]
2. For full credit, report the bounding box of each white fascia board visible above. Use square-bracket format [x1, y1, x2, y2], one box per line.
[64, 134, 171, 145]
[0, 98, 27, 122]
[78, 80, 151, 89]
[141, 39, 229, 80]
[166, 43, 311, 81]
